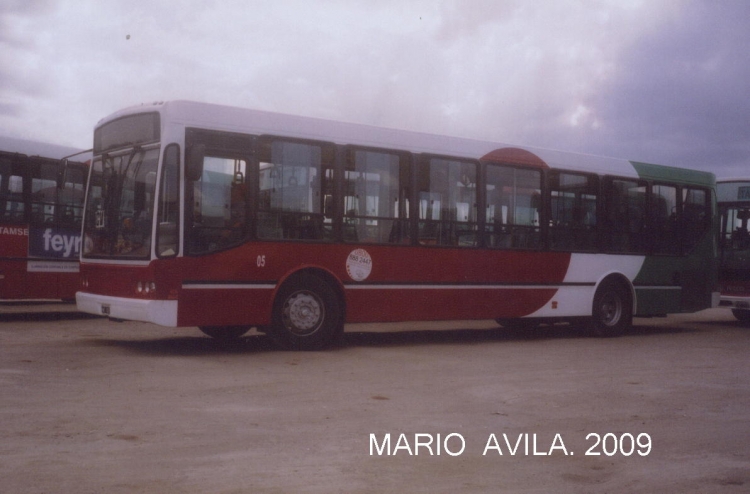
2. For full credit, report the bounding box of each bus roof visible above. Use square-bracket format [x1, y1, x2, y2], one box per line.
[717, 178, 750, 203]
[98, 100, 715, 185]
[0, 135, 91, 161]
[718, 177, 750, 183]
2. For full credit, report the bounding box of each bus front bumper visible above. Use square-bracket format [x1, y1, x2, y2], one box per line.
[76, 291, 178, 327]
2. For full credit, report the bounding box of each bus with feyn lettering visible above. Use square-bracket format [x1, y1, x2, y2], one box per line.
[1, 137, 89, 301]
[717, 178, 750, 322]
[76, 101, 719, 349]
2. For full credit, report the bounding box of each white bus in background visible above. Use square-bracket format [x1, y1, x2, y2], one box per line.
[717, 178, 750, 322]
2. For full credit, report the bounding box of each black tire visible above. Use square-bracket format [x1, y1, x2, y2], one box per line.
[732, 309, 750, 324]
[199, 326, 250, 340]
[270, 273, 343, 351]
[589, 280, 632, 337]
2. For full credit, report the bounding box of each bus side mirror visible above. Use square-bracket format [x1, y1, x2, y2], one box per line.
[186, 143, 206, 181]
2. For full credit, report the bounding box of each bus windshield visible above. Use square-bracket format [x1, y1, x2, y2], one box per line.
[82, 146, 159, 259]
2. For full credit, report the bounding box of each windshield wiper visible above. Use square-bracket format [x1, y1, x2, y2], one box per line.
[120, 146, 143, 181]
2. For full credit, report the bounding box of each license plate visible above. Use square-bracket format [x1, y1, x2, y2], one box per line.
[101, 304, 110, 316]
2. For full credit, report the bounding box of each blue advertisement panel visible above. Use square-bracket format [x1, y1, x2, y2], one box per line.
[27, 227, 82, 273]
[28, 227, 82, 260]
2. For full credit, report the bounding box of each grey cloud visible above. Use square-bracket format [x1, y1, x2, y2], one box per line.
[0, 102, 21, 117]
[582, 1, 750, 174]
[0, 1, 52, 95]
[0, 0, 52, 41]
[435, 0, 518, 41]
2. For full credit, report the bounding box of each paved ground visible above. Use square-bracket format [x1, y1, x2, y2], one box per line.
[0, 305, 749, 493]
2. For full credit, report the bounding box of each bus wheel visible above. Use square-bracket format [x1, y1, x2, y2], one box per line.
[731, 309, 750, 324]
[199, 326, 250, 340]
[589, 280, 632, 337]
[271, 274, 343, 351]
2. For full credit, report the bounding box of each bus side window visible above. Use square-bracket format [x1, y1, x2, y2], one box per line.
[58, 164, 86, 230]
[485, 164, 540, 250]
[650, 184, 679, 255]
[417, 157, 477, 247]
[604, 178, 648, 254]
[548, 171, 598, 252]
[257, 139, 334, 242]
[31, 163, 59, 226]
[731, 209, 750, 250]
[0, 156, 26, 223]
[190, 156, 248, 253]
[344, 148, 408, 244]
[681, 187, 709, 253]
[157, 144, 180, 257]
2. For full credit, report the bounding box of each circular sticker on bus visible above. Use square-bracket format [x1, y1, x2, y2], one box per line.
[346, 249, 373, 282]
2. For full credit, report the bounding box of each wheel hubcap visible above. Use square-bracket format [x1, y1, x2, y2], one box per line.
[600, 294, 622, 327]
[282, 291, 324, 335]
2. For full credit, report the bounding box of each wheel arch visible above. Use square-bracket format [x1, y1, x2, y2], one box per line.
[594, 272, 636, 315]
[271, 265, 347, 323]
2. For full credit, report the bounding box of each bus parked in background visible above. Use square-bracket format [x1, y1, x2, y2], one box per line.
[717, 178, 750, 322]
[76, 101, 718, 349]
[0, 136, 89, 301]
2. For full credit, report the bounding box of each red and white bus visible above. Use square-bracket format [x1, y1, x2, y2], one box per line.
[76, 101, 718, 349]
[717, 178, 750, 322]
[0, 137, 89, 301]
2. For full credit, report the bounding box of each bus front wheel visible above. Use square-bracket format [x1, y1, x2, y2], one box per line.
[589, 280, 632, 337]
[270, 274, 343, 351]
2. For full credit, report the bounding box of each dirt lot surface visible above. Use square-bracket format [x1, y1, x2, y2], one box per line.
[1, 304, 749, 493]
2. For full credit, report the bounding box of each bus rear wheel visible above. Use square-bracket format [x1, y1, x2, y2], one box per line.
[589, 280, 632, 337]
[270, 274, 343, 351]
[199, 326, 250, 340]
[731, 309, 750, 324]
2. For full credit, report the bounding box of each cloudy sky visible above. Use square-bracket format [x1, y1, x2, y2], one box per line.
[1, 0, 748, 177]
